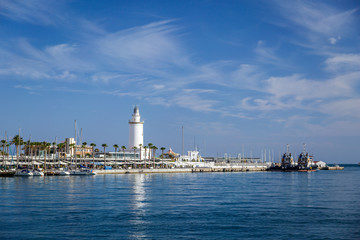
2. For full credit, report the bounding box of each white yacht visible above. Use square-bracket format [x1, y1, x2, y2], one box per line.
[32, 169, 44, 176]
[15, 169, 33, 176]
[58, 168, 70, 175]
[70, 168, 96, 175]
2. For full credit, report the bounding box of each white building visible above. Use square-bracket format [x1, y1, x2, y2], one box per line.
[65, 138, 76, 155]
[180, 150, 203, 162]
[314, 161, 327, 168]
[127, 106, 150, 160]
[129, 106, 144, 149]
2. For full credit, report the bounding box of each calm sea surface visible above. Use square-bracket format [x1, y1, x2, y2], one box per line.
[1, 165, 360, 239]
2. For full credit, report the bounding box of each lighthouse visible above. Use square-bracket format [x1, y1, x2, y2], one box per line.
[129, 106, 144, 149]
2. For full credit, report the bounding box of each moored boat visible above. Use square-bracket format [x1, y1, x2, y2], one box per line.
[15, 169, 33, 176]
[0, 169, 16, 177]
[268, 144, 298, 171]
[70, 168, 96, 175]
[32, 169, 44, 176]
[297, 144, 317, 172]
[58, 168, 70, 175]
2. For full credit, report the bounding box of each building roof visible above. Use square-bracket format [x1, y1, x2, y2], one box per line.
[166, 148, 178, 156]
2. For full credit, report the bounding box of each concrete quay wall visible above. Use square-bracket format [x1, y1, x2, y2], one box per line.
[94, 166, 267, 175]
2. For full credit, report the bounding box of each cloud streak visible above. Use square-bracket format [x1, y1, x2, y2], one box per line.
[0, 0, 66, 25]
[1, 0, 359, 139]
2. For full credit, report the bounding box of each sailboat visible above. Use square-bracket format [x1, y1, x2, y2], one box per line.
[70, 168, 96, 175]
[32, 168, 44, 176]
[58, 168, 70, 175]
[14, 169, 33, 176]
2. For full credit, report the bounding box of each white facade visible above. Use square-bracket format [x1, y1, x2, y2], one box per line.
[129, 106, 144, 150]
[315, 161, 327, 168]
[180, 150, 203, 162]
[65, 138, 76, 155]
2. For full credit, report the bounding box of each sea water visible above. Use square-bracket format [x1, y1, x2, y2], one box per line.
[1, 165, 359, 239]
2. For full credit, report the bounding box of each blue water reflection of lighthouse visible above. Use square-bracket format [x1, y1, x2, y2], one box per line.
[129, 174, 150, 239]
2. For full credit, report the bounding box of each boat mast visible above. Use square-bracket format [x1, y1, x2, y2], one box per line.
[17, 128, 21, 169]
[182, 126, 184, 157]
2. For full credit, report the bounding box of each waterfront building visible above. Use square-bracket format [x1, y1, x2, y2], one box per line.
[162, 148, 179, 160]
[65, 138, 92, 157]
[65, 138, 76, 155]
[314, 161, 327, 168]
[180, 149, 203, 162]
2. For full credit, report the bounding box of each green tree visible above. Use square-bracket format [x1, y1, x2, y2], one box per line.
[90, 143, 96, 169]
[121, 145, 126, 165]
[144, 146, 148, 162]
[43, 142, 51, 171]
[138, 143, 143, 164]
[151, 145, 158, 168]
[102, 144, 108, 169]
[82, 142, 87, 167]
[132, 146, 137, 168]
[1, 139, 6, 164]
[147, 143, 153, 161]
[11, 135, 24, 168]
[160, 147, 166, 168]
[113, 144, 119, 169]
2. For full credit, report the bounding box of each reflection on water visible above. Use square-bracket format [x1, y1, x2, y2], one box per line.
[133, 174, 147, 210]
[129, 174, 150, 239]
[1, 167, 359, 239]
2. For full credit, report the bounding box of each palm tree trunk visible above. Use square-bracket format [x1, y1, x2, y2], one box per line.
[103, 147, 106, 169]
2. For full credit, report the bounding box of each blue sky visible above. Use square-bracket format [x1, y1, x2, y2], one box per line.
[0, 0, 359, 163]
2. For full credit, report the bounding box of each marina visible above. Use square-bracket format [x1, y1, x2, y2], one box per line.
[1, 1, 359, 239]
[1, 107, 340, 177]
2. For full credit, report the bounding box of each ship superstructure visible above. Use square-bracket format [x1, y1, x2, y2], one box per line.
[281, 144, 295, 170]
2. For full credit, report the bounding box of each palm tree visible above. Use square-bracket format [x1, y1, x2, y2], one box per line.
[52, 142, 56, 165]
[113, 144, 119, 169]
[30, 142, 36, 169]
[11, 135, 24, 168]
[147, 143, 153, 161]
[6, 143, 10, 166]
[132, 146, 137, 168]
[1, 139, 6, 165]
[144, 146, 148, 167]
[90, 143, 96, 169]
[161, 147, 166, 168]
[82, 142, 87, 167]
[42, 141, 47, 171]
[35, 142, 41, 164]
[102, 144, 108, 169]
[121, 145, 126, 166]
[152, 146, 158, 168]
[139, 144, 143, 163]
[45, 142, 51, 171]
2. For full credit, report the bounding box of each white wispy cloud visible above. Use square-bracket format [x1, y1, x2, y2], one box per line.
[94, 20, 189, 72]
[1, 0, 359, 130]
[0, 0, 66, 25]
[255, 40, 280, 64]
[325, 53, 360, 73]
[320, 98, 360, 120]
[274, 0, 358, 38]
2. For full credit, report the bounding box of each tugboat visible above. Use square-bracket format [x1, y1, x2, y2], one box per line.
[297, 144, 317, 172]
[268, 144, 298, 171]
[281, 144, 298, 171]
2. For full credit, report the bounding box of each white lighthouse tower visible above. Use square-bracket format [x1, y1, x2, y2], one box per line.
[129, 106, 144, 149]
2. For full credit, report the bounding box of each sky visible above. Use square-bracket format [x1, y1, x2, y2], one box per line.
[0, 0, 359, 163]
